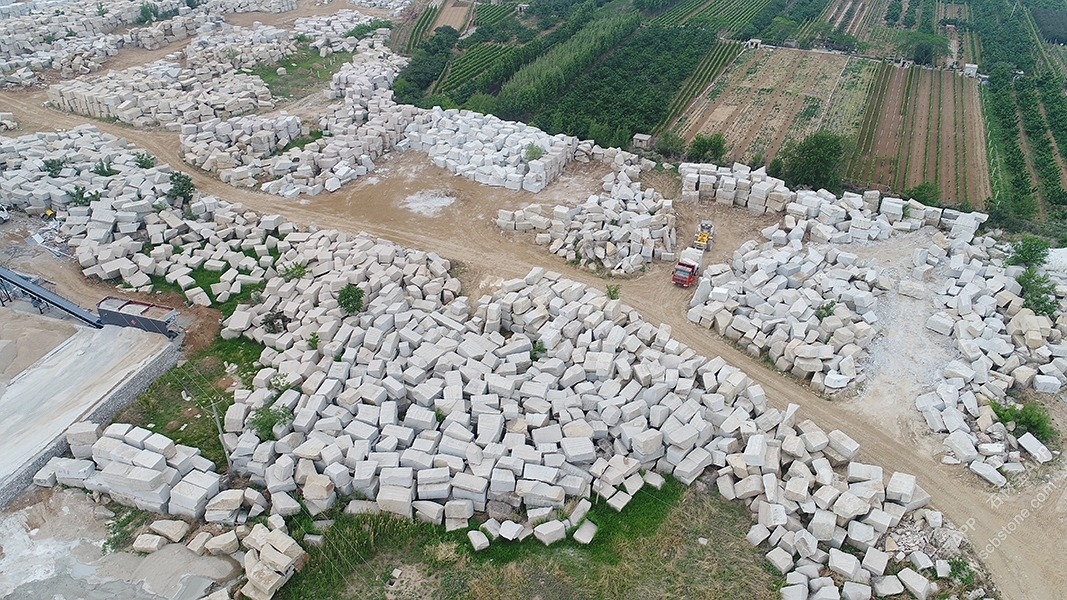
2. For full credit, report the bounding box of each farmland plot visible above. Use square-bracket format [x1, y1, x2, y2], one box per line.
[432, 0, 473, 33]
[846, 65, 990, 206]
[679, 48, 848, 164]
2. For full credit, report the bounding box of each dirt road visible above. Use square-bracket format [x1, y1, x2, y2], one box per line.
[1, 86, 1065, 600]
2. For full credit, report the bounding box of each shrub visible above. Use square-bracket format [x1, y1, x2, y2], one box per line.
[279, 263, 307, 282]
[991, 401, 1056, 443]
[135, 2, 159, 24]
[1008, 235, 1051, 268]
[530, 339, 547, 361]
[1017, 266, 1058, 317]
[167, 171, 195, 204]
[606, 284, 621, 300]
[307, 332, 319, 350]
[337, 283, 364, 314]
[262, 310, 289, 334]
[815, 300, 836, 321]
[248, 404, 293, 440]
[43, 158, 67, 177]
[524, 143, 544, 162]
[268, 373, 291, 392]
[904, 181, 940, 207]
[687, 132, 727, 163]
[92, 159, 118, 176]
[134, 152, 155, 169]
[69, 185, 101, 207]
[96, 2, 108, 16]
[654, 131, 685, 159]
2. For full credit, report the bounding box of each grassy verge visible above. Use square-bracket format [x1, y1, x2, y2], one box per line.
[279, 478, 781, 600]
[249, 44, 355, 100]
[115, 335, 264, 469]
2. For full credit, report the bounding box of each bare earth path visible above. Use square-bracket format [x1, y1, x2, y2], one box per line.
[1, 92, 1065, 600]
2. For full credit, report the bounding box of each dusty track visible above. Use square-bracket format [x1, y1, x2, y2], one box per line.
[1, 86, 1065, 600]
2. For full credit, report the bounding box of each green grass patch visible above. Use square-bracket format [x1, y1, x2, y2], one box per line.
[345, 19, 392, 40]
[102, 504, 153, 553]
[250, 45, 355, 99]
[149, 266, 264, 319]
[280, 477, 781, 600]
[991, 400, 1058, 444]
[275, 130, 325, 155]
[116, 335, 264, 469]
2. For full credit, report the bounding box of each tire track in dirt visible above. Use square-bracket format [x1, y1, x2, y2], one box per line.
[2, 89, 1064, 600]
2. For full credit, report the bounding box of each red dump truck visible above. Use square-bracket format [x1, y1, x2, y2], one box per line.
[672, 247, 704, 287]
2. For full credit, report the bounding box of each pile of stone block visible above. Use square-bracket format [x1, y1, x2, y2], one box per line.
[679, 162, 796, 215]
[129, 503, 307, 600]
[346, 0, 410, 15]
[74, 197, 286, 305]
[404, 106, 577, 193]
[122, 11, 208, 52]
[684, 185, 995, 394]
[34, 421, 218, 516]
[911, 233, 1065, 484]
[293, 9, 380, 46]
[0, 124, 176, 225]
[686, 238, 883, 392]
[0, 111, 15, 131]
[37, 414, 317, 600]
[322, 40, 408, 126]
[0, 127, 290, 297]
[497, 170, 676, 273]
[256, 42, 412, 197]
[37, 194, 980, 597]
[0, 0, 185, 74]
[47, 59, 274, 128]
[183, 21, 295, 71]
[203, 0, 298, 13]
[179, 113, 303, 186]
[572, 141, 656, 174]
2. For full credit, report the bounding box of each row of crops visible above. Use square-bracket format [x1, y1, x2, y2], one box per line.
[657, 41, 742, 133]
[686, 0, 772, 34]
[433, 43, 515, 93]
[404, 1, 443, 53]
[474, 2, 516, 26]
[398, 0, 857, 148]
[844, 62, 892, 182]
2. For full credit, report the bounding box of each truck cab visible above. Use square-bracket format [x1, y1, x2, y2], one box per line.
[672, 262, 698, 287]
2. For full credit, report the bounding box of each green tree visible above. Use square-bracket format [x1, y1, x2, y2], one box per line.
[687, 132, 727, 163]
[338, 283, 364, 314]
[778, 130, 848, 194]
[654, 131, 685, 159]
[1017, 266, 1058, 317]
[167, 171, 195, 204]
[1008, 235, 1051, 267]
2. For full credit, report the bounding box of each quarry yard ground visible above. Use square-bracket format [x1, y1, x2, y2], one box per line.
[2, 8, 1067, 600]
